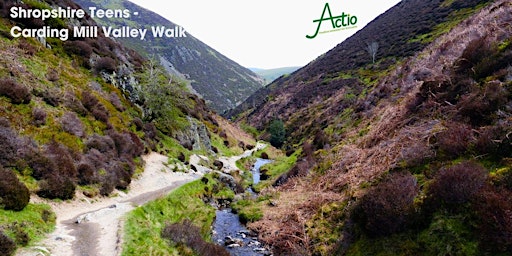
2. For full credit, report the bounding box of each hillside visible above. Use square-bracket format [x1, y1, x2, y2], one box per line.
[250, 66, 301, 84]
[74, 0, 264, 114]
[228, 0, 512, 255]
[0, 0, 252, 254]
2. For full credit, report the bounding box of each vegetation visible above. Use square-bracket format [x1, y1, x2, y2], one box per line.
[0, 204, 55, 254]
[123, 174, 232, 255]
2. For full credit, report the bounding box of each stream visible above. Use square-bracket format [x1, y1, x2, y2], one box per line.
[212, 158, 272, 256]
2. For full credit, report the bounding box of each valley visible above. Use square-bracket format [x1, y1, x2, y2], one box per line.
[1, 0, 511, 255]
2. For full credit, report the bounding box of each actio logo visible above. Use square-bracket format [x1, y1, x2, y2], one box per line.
[306, 3, 358, 39]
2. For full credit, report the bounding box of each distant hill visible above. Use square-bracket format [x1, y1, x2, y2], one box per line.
[249, 67, 301, 84]
[74, 0, 264, 114]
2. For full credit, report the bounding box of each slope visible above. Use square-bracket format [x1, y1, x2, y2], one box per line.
[250, 66, 301, 85]
[227, 0, 512, 255]
[0, 0, 251, 254]
[74, 0, 264, 114]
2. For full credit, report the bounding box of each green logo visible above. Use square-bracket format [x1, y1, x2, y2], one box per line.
[306, 3, 358, 39]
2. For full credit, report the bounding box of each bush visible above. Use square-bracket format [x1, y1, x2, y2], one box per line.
[44, 140, 77, 179]
[0, 78, 31, 104]
[60, 112, 84, 137]
[268, 119, 286, 148]
[81, 91, 99, 111]
[91, 103, 110, 123]
[436, 122, 473, 158]
[162, 220, 229, 256]
[0, 167, 30, 211]
[0, 121, 20, 168]
[37, 174, 75, 200]
[94, 57, 116, 73]
[85, 134, 116, 157]
[77, 162, 97, 186]
[353, 172, 418, 237]
[426, 161, 487, 210]
[473, 186, 512, 253]
[109, 92, 125, 112]
[63, 40, 92, 58]
[32, 108, 47, 126]
[63, 92, 88, 116]
[0, 232, 15, 256]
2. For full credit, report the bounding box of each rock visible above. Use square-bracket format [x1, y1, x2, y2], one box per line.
[253, 247, 267, 252]
[213, 160, 224, 170]
[260, 152, 269, 159]
[248, 241, 262, 247]
[224, 236, 243, 246]
[76, 213, 91, 224]
[227, 243, 241, 248]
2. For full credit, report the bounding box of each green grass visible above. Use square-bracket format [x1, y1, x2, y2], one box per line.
[122, 175, 218, 256]
[0, 204, 55, 249]
[409, 3, 487, 44]
[253, 149, 299, 192]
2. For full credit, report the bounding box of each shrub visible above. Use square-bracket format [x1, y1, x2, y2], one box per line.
[108, 131, 143, 159]
[77, 163, 96, 186]
[18, 39, 37, 56]
[131, 117, 144, 131]
[81, 91, 99, 111]
[436, 122, 473, 158]
[63, 40, 92, 58]
[32, 108, 47, 126]
[91, 103, 110, 123]
[268, 119, 286, 148]
[63, 92, 88, 116]
[143, 122, 157, 140]
[426, 161, 487, 210]
[85, 134, 116, 157]
[109, 92, 125, 112]
[162, 220, 229, 256]
[0, 232, 15, 256]
[0, 166, 30, 211]
[25, 149, 54, 180]
[46, 68, 59, 82]
[94, 57, 116, 73]
[0, 78, 31, 104]
[37, 174, 75, 200]
[473, 186, 512, 253]
[44, 140, 77, 179]
[60, 112, 84, 137]
[40, 89, 60, 107]
[352, 172, 418, 237]
[0, 121, 20, 168]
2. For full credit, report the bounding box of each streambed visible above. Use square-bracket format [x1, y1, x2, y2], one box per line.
[212, 158, 272, 255]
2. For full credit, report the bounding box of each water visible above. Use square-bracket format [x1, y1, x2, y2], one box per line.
[251, 158, 272, 185]
[212, 158, 272, 255]
[213, 209, 267, 256]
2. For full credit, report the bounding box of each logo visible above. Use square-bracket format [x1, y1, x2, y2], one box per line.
[306, 3, 358, 39]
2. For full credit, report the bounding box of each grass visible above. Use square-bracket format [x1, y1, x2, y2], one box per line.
[253, 149, 299, 192]
[122, 174, 219, 256]
[0, 204, 55, 249]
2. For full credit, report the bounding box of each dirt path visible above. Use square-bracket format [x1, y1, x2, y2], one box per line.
[217, 141, 267, 173]
[17, 152, 207, 256]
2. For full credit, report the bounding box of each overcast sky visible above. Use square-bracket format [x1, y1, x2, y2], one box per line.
[128, 0, 401, 69]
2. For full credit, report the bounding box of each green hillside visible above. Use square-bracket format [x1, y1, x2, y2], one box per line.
[74, 0, 264, 114]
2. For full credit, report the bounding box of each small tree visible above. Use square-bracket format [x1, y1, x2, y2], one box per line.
[268, 119, 286, 148]
[366, 41, 379, 63]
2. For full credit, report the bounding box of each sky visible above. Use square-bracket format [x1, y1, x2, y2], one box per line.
[128, 0, 401, 69]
